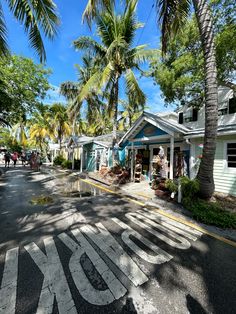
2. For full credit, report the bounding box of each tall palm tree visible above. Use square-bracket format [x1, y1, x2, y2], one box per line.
[49, 103, 71, 151]
[75, 0, 155, 162]
[0, 0, 60, 62]
[83, 0, 218, 198]
[156, 0, 218, 198]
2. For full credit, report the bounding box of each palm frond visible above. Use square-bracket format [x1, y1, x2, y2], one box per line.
[0, 3, 9, 58]
[125, 69, 146, 106]
[132, 48, 160, 64]
[156, 0, 191, 53]
[82, 0, 114, 28]
[6, 0, 60, 62]
[60, 81, 79, 100]
[73, 36, 105, 57]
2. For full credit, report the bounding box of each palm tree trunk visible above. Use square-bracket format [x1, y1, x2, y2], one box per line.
[112, 74, 119, 166]
[193, 0, 218, 199]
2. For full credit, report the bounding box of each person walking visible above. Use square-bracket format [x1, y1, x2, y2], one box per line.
[4, 151, 11, 168]
[21, 152, 26, 166]
[36, 152, 41, 171]
[12, 152, 18, 167]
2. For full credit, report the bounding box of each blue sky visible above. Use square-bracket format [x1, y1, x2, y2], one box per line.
[2, 0, 173, 113]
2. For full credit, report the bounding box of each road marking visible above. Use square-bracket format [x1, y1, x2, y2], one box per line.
[112, 217, 173, 264]
[125, 212, 192, 249]
[141, 209, 202, 240]
[58, 229, 127, 306]
[80, 223, 149, 286]
[81, 179, 236, 248]
[24, 238, 77, 314]
[0, 247, 19, 314]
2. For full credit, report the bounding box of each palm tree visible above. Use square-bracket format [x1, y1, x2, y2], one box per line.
[60, 54, 107, 129]
[0, 0, 60, 62]
[75, 0, 155, 162]
[156, 0, 218, 198]
[28, 108, 54, 152]
[49, 103, 71, 151]
[83, 0, 219, 198]
[12, 117, 28, 148]
[118, 95, 147, 130]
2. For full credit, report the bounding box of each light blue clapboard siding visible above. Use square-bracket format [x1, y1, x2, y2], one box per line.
[194, 136, 236, 196]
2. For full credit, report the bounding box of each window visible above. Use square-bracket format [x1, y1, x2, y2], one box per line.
[229, 98, 236, 114]
[178, 112, 183, 124]
[180, 108, 198, 123]
[218, 97, 236, 116]
[227, 143, 236, 168]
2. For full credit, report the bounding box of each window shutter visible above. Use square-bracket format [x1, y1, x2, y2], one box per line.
[229, 97, 236, 114]
[192, 108, 198, 121]
[178, 112, 183, 124]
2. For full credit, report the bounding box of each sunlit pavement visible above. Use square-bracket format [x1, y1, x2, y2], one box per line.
[0, 166, 236, 314]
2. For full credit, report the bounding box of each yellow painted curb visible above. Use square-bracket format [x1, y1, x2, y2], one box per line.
[81, 178, 236, 248]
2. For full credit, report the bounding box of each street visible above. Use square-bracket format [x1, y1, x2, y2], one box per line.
[0, 166, 236, 314]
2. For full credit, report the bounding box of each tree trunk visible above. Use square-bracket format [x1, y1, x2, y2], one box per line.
[193, 0, 218, 199]
[112, 74, 119, 166]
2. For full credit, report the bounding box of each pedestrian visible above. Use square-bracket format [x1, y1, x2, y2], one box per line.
[29, 152, 36, 169]
[4, 151, 11, 168]
[21, 152, 26, 166]
[12, 152, 18, 167]
[36, 152, 41, 171]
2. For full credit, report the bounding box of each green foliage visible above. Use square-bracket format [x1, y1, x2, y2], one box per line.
[150, 0, 236, 106]
[180, 176, 236, 228]
[53, 155, 66, 166]
[0, 0, 59, 62]
[0, 55, 51, 124]
[68, 0, 157, 141]
[183, 198, 236, 229]
[165, 179, 178, 193]
[180, 176, 200, 199]
[61, 160, 72, 169]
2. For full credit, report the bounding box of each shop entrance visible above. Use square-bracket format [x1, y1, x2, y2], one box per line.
[137, 149, 150, 177]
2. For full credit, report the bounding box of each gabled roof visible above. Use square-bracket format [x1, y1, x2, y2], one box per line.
[119, 111, 190, 146]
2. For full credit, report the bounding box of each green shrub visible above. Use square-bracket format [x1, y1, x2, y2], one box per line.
[53, 155, 66, 166]
[61, 160, 72, 169]
[184, 198, 236, 229]
[165, 179, 178, 193]
[180, 176, 200, 199]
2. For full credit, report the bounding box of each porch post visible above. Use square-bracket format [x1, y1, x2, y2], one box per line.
[131, 142, 134, 181]
[170, 136, 174, 180]
[80, 145, 83, 173]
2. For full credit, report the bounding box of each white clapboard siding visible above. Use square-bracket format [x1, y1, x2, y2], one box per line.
[193, 136, 236, 196]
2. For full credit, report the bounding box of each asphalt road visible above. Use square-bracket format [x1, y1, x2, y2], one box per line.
[0, 165, 236, 314]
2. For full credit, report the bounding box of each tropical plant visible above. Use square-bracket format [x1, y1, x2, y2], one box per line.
[156, 0, 219, 199]
[75, 0, 155, 163]
[28, 107, 54, 152]
[49, 103, 72, 151]
[0, 0, 60, 62]
[118, 96, 147, 131]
